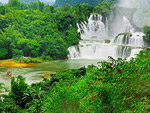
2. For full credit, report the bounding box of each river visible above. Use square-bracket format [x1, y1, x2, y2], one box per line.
[0, 59, 100, 89]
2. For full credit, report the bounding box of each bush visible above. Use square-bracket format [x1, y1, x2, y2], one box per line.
[10, 76, 29, 108]
[12, 49, 23, 58]
[17, 57, 43, 63]
[41, 55, 53, 61]
[0, 48, 8, 59]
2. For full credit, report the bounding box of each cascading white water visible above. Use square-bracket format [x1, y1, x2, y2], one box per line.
[68, 46, 79, 59]
[76, 41, 118, 59]
[113, 32, 145, 47]
[119, 16, 134, 33]
[129, 32, 145, 46]
[68, 14, 145, 60]
[128, 48, 143, 60]
[78, 14, 108, 40]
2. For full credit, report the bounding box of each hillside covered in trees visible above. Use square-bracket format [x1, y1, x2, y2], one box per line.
[19, 0, 39, 3]
[18, 0, 55, 5]
[0, 0, 113, 60]
[54, 0, 116, 7]
[0, 0, 55, 5]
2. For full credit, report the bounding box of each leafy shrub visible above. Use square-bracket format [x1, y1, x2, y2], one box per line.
[12, 49, 23, 58]
[41, 55, 53, 61]
[10, 76, 29, 108]
[17, 57, 43, 63]
[0, 48, 8, 59]
[0, 95, 21, 113]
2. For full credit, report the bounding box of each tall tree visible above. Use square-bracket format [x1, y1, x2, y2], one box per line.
[7, 0, 20, 8]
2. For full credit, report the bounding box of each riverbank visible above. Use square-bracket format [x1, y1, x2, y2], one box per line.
[0, 59, 37, 68]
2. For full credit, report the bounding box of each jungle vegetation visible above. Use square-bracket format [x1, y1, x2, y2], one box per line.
[54, 0, 116, 7]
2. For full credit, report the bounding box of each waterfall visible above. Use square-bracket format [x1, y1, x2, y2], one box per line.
[78, 14, 108, 40]
[116, 46, 131, 58]
[113, 32, 145, 47]
[118, 16, 134, 34]
[77, 41, 117, 59]
[68, 14, 145, 60]
[129, 32, 145, 46]
[68, 46, 79, 59]
[128, 48, 143, 59]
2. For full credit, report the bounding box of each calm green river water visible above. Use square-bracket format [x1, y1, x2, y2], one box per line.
[0, 59, 100, 89]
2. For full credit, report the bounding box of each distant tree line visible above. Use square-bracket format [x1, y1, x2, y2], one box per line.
[54, 0, 116, 7]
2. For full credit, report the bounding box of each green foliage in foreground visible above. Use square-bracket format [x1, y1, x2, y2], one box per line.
[0, 49, 150, 113]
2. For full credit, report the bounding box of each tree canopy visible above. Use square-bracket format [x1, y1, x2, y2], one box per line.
[54, 0, 116, 7]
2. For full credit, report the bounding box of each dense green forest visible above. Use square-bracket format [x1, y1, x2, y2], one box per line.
[19, 0, 39, 4]
[54, 0, 116, 7]
[0, 0, 113, 60]
[18, 0, 55, 5]
[54, 0, 100, 7]
[0, 48, 149, 112]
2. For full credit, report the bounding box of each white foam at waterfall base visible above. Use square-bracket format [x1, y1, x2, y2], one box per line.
[78, 41, 118, 59]
[127, 48, 143, 60]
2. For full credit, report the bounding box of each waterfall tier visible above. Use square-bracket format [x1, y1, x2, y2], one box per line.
[77, 14, 108, 40]
[113, 32, 145, 47]
[68, 40, 143, 60]
[68, 14, 145, 60]
[68, 41, 117, 59]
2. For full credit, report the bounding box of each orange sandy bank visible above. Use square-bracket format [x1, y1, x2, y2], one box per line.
[0, 59, 37, 68]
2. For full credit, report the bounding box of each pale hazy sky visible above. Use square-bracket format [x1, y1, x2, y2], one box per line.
[0, 0, 55, 4]
[0, 0, 8, 4]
